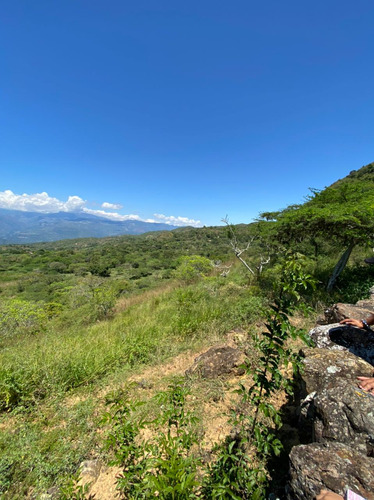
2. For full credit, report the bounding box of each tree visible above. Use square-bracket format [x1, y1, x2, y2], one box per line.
[259, 166, 374, 290]
[222, 217, 271, 277]
[174, 255, 212, 282]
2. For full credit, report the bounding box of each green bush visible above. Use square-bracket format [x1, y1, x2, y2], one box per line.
[174, 255, 212, 283]
[0, 299, 48, 340]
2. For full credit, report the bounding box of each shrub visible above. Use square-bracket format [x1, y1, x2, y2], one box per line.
[174, 255, 212, 283]
[0, 299, 48, 339]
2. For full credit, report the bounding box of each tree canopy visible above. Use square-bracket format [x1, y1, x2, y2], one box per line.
[261, 178, 374, 246]
[259, 162, 374, 288]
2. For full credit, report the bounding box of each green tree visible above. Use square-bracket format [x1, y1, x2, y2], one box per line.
[260, 165, 374, 290]
[174, 255, 212, 283]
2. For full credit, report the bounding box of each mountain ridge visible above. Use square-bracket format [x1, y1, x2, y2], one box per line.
[0, 208, 178, 244]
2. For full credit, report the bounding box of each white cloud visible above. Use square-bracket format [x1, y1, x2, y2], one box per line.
[0, 190, 202, 227]
[153, 213, 202, 227]
[102, 202, 123, 210]
[83, 208, 142, 221]
[0, 190, 86, 213]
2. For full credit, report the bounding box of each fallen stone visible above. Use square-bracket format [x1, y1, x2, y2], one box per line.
[185, 346, 246, 378]
[287, 442, 374, 500]
[79, 459, 102, 488]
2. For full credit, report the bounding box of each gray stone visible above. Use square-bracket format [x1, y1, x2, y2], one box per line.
[79, 459, 102, 487]
[308, 324, 374, 365]
[312, 382, 374, 455]
[301, 349, 374, 395]
[321, 301, 374, 325]
[185, 346, 246, 378]
[288, 442, 374, 500]
[298, 350, 374, 455]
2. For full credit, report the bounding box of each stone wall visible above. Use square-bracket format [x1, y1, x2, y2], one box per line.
[287, 296, 374, 500]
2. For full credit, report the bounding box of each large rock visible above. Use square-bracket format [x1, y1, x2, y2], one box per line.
[288, 442, 374, 500]
[318, 288, 374, 325]
[312, 382, 374, 455]
[185, 346, 245, 378]
[301, 349, 374, 395]
[321, 302, 374, 325]
[308, 324, 374, 365]
[298, 350, 374, 450]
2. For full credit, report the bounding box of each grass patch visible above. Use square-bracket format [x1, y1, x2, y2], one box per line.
[0, 396, 98, 499]
[0, 279, 265, 411]
[0, 277, 266, 497]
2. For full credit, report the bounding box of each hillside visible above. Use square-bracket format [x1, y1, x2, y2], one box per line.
[0, 209, 178, 244]
[1, 163, 374, 498]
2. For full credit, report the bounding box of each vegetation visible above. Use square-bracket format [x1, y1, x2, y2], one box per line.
[259, 162, 374, 289]
[0, 163, 374, 498]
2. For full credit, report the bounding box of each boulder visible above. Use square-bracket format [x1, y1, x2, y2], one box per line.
[301, 349, 374, 395]
[312, 382, 374, 455]
[288, 442, 374, 500]
[308, 324, 374, 365]
[321, 302, 374, 325]
[298, 350, 374, 449]
[185, 346, 245, 378]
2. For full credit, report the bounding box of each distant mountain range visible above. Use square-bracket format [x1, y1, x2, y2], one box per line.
[0, 209, 178, 244]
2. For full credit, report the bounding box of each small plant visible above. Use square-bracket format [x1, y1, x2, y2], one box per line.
[102, 388, 150, 498]
[59, 469, 95, 500]
[103, 379, 201, 499]
[203, 252, 316, 498]
[149, 378, 201, 499]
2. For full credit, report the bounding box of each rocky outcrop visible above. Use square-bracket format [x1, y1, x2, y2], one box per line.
[301, 348, 374, 394]
[288, 442, 374, 500]
[313, 381, 374, 455]
[308, 324, 374, 365]
[287, 297, 374, 499]
[185, 346, 246, 378]
[318, 302, 374, 325]
[317, 287, 374, 325]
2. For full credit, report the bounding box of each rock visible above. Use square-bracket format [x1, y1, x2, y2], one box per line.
[38, 486, 59, 499]
[322, 302, 374, 325]
[79, 459, 102, 488]
[287, 442, 374, 500]
[185, 346, 246, 378]
[308, 324, 374, 365]
[136, 379, 153, 389]
[312, 382, 374, 455]
[301, 349, 374, 395]
[287, 295, 374, 498]
[298, 350, 374, 455]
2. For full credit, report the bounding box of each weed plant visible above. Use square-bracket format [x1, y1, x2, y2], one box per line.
[103, 379, 201, 499]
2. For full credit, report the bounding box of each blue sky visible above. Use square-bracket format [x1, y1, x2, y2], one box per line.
[1, 1, 373, 227]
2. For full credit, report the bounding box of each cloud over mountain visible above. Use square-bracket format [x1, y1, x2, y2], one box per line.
[153, 213, 201, 227]
[0, 190, 201, 227]
[101, 202, 123, 210]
